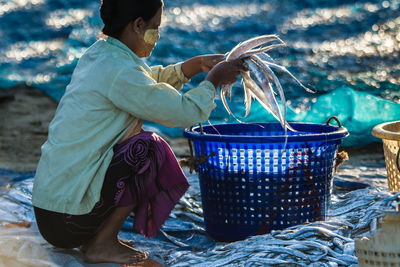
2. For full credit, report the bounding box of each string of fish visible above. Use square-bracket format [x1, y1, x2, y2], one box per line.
[217, 35, 314, 143]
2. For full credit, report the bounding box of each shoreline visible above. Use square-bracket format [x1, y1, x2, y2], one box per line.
[0, 85, 385, 172]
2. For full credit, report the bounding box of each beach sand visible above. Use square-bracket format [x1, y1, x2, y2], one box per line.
[0, 86, 57, 172]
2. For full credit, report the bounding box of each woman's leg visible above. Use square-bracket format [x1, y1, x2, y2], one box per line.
[82, 203, 148, 264]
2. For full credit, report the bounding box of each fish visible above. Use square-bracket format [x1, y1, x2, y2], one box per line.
[199, 252, 250, 266]
[328, 199, 372, 216]
[244, 60, 284, 125]
[276, 226, 353, 242]
[160, 230, 191, 248]
[225, 35, 284, 61]
[343, 242, 355, 255]
[243, 257, 292, 265]
[261, 246, 324, 262]
[219, 34, 312, 135]
[325, 256, 349, 266]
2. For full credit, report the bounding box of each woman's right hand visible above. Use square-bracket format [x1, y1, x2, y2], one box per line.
[205, 58, 247, 89]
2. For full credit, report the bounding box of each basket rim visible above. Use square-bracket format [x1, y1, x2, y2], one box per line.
[184, 122, 349, 143]
[372, 120, 400, 141]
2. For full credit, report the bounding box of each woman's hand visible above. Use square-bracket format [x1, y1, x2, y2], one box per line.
[198, 54, 224, 73]
[181, 54, 224, 79]
[205, 58, 247, 89]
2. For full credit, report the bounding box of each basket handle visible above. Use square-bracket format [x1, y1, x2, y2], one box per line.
[326, 116, 342, 127]
[180, 123, 216, 173]
[396, 147, 400, 172]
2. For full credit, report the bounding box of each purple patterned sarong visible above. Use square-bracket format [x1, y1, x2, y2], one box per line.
[34, 131, 189, 248]
[112, 131, 190, 238]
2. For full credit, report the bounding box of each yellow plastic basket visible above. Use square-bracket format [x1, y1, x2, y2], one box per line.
[372, 121, 400, 192]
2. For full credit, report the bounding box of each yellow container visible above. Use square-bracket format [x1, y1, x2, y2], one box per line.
[372, 120, 400, 191]
[356, 211, 400, 267]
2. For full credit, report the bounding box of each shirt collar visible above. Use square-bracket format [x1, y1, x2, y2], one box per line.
[106, 37, 151, 72]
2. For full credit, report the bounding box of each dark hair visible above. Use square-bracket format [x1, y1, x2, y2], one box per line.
[100, 0, 163, 39]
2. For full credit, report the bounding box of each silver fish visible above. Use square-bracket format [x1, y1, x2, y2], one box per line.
[244, 60, 283, 125]
[226, 35, 284, 61]
[196, 252, 250, 266]
[343, 242, 355, 255]
[219, 34, 311, 135]
[243, 257, 292, 265]
[250, 55, 295, 132]
[329, 199, 372, 216]
[276, 226, 353, 242]
[325, 255, 349, 266]
[256, 53, 314, 93]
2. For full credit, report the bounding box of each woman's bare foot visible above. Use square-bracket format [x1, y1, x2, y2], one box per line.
[83, 238, 148, 264]
[79, 205, 160, 265]
[80, 238, 134, 253]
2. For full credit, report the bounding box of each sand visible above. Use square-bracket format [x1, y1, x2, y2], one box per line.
[0, 86, 57, 171]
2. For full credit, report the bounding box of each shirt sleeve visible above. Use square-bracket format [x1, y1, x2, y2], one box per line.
[108, 66, 216, 129]
[149, 62, 190, 90]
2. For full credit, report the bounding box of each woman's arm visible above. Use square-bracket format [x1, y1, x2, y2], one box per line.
[150, 54, 224, 90]
[108, 57, 246, 129]
[109, 67, 217, 129]
[181, 54, 224, 79]
[182, 55, 247, 89]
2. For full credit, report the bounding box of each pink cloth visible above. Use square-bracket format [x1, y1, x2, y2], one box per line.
[113, 131, 189, 238]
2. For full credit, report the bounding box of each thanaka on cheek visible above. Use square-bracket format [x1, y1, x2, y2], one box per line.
[144, 29, 159, 45]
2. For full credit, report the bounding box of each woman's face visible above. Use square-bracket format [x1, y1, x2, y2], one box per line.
[138, 7, 163, 57]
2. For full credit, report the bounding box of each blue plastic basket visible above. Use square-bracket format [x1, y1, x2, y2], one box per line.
[183, 121, 349, 241]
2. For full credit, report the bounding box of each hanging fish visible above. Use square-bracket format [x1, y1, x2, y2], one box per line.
[221, 34, 313, 135]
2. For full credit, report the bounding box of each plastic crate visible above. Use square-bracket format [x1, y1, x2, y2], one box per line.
[184, 121, 348, 241]
[372, 120, 400, 192]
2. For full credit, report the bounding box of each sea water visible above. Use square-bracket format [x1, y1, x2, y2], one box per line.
[0, 0, 399, 146]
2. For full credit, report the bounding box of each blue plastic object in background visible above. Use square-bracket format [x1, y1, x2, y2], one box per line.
[184, 122, 348, 241]
[0, 169, 35, 186]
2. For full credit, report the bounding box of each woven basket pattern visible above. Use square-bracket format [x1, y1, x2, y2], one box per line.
[193, 139, 339, 241]
[382, 139, 400, 191]
[357, 249, 400, 267]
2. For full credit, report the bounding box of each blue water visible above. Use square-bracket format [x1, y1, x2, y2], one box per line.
[1, 0, 399, 146]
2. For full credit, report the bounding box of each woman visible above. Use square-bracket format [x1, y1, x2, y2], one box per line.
[32, 0, 245, 265]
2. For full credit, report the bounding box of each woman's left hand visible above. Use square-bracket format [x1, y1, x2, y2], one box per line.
[198, 54, 224, 73]
[181, 54, 225, 79]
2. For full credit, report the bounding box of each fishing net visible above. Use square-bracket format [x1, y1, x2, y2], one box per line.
[0, 155, 398, 266]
